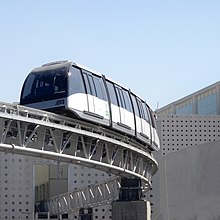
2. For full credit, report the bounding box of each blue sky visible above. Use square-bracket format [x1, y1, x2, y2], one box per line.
[0, 1, 220, 110]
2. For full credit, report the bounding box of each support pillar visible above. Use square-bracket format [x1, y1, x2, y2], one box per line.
[112, 200, 151, 220]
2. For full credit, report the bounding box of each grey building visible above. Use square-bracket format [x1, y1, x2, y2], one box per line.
[153, 81, 220, 219]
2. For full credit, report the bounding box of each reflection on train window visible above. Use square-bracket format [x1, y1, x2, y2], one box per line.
[131, 94, 140, 117]
[54, 75, 66, 94]
[34, 70, 68, 98]
[88, 75, 96, 96]
[143, 103, 150, 122]
[122, 89, 133, 112]
[69, 67, 85, 94]
[115, 87, 126, 109]
[149, 109, 156, 128]
[82, 72, 92, 95]
[106, 81, 118, 106]
[22, 74, 35, 100]
[137, 99, 145, 119]
[93, 75, 108, 101]
[21, 67, 68, 104]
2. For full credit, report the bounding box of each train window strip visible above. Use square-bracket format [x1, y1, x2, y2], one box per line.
[113, 85, 133, 113]
[82, 70, 108, 101]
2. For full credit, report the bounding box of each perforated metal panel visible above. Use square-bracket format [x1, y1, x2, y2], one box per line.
[151, 114, 220, 219]
[158, 114, 220, 156]
[0, 153, 33, 220]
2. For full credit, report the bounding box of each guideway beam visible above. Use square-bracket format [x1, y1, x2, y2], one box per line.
[0, 102, 158, 214]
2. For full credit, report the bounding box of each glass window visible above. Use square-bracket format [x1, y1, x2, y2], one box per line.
[122, 89, 133, 112]
[69, 67, 85, 94]
[131, 94, 140, 117]
[21, 74, 35, 100]
[106, 81, 118, 105]
[20, 66, 68, 104]
[137, 99, 145, 119]
[82, 72, 92, 95]
[149, 108, 156, 128]
[115, 87, 126, 108]
[176, 104, 193, 115]
[93, 75, 108, 101]
[197, 93, 217, 115]
[141, 102, 150, 122]
[88, 75, 96, 96]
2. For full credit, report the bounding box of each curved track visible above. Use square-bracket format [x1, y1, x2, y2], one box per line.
[0, 102, 158, 214]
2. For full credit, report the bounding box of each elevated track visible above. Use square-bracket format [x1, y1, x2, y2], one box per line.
[0, 102, 158, 214]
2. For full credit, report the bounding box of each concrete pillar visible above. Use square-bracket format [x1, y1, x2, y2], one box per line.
[112, 200, 151, 220]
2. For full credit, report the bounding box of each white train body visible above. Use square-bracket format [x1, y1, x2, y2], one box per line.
[20, 61, 160, 151]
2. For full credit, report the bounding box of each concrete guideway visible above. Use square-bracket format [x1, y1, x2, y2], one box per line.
[0, 102, 158, 214]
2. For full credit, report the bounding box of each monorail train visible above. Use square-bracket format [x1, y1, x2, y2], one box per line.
[20, 60, 160, 151]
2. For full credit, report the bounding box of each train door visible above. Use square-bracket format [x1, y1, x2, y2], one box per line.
[138, 101, 151, 141]
[131, 94, 151, 146]
[115, 86, 135, 131]
[82, 71, 95, 113]
[82, 71, 110, 121]
[131, 94, 142, 134]
[92, 75, 109, 119]
[106, 81, 120, 125]
[68, 66, 87, 112]
[105, 81, 135, 135]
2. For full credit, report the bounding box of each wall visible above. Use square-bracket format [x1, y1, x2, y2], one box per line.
[154, 114, 220, 220]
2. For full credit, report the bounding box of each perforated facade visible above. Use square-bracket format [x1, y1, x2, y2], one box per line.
[149, 114, 220, 219]
[0, 154, 34, 220]
[0, 153, 115, 219]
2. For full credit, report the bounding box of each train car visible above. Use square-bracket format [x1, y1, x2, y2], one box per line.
[20, 60, 160, 151]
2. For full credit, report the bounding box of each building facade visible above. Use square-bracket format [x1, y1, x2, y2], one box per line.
[157, 81, 220, 115]
[153, 81, 220, 219]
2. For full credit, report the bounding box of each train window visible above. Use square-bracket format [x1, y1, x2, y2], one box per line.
[131, 94, 140, 117]
[69, 67, 85, 94]
[82, 72, 92, 95]
[122, 89, 133, 112]
[115, 87, 126, 109]
[137, 99, 145, 119]
[88, 75, 97, 96]
[149, 109, 156, 128]
[21, 74, 35, 100]
[93, 75, 108, 101]
[143, 103, 150, 122]
[115, 86, 133, 113]
[21, 67, 68, 104]
[106, 81, 118, 106]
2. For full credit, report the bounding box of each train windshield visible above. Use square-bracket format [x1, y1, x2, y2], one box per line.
[20, 66, 68, 104]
